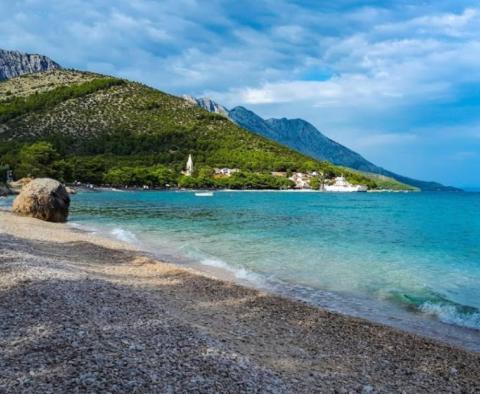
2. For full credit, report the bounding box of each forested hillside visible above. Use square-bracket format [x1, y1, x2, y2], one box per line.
[0, 70, 412, 190]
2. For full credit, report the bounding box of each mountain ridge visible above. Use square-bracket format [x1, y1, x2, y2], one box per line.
[1, 69, 402, 190]
[0, 49, 449, 191]
[192, 98, 459, 191]
[0, 49, 60, 81]
[182, 95, 229, 117]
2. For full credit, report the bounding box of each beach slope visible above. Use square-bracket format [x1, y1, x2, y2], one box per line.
[0, 211, 479, 392]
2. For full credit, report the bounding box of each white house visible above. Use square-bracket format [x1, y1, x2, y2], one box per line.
[289, 173, 311, 189]
[214, 168, 240, 177]
[184, 154, 194, 176]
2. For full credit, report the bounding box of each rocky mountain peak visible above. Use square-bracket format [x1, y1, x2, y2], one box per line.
[182, 95, 229, 116]
[0, 49, 60, 81]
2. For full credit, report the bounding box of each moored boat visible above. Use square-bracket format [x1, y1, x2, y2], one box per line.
[324, 176, 367, 192]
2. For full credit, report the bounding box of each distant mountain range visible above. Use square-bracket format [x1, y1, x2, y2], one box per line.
[192, 98, 459, 191]
[0, 49, 60, 81]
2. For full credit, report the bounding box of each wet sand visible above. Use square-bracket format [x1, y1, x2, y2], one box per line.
[1, 211, 479, 393]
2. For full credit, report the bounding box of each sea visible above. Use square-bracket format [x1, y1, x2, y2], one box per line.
[2, 190, 480, 350]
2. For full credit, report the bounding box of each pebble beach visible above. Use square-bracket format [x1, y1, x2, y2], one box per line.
[1, 210, 480, 393]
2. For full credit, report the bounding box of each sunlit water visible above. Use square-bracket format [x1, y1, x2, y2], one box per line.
[2, 190, 480, 350]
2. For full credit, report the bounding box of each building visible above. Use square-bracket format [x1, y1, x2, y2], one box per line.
[271, 171, 287, 177]
[289, 172, 311, 189]
[214, 168, 240, 177]
[185, 154, 193, 176]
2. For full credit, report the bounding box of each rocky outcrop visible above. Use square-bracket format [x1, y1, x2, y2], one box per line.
[12, 178, 70, 222]
[183, 95, 229, 117]
[0, 49, 60, 81]
[8, 177, 33, 194]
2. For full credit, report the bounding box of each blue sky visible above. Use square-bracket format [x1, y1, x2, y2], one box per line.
[1, 0, 480, 187]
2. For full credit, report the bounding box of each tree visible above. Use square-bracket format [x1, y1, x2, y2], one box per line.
[16, 142, 61, 179]
[104, 165, 177, 187]
[309, 176, 321, 190]
[0, 164, 9, 183]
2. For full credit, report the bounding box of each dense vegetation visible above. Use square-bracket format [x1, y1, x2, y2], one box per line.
[0, 164, 8, 183]
[0, 77, 124, 122]
[0, 70, 414, 190]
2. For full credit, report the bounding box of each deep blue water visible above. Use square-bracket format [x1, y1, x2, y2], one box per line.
[4, 190, 479, 346]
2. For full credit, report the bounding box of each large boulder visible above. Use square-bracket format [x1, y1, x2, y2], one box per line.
[12, 178, 70, 222]
[8, 177, 33, 194]
[65, 186, 77, 195]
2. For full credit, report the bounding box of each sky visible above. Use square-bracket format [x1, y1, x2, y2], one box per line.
[1, 0, 480, 187]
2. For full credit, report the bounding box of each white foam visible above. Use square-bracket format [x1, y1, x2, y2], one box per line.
[68, 222, 84, 229]
[200, 258, 267, 286]
[68, 221, 104, 236]
[420, 302, 480, 330]
[200, 257, 230, 269]
[111, 227, 138, 243]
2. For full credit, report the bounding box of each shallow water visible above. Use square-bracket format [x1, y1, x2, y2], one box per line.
[4, 190, 480, 349]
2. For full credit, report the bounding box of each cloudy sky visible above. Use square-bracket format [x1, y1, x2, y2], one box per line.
[1, 0, 480, 187]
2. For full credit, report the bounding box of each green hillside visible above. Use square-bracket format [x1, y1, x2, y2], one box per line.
[338, 167, 419, 192]
[0, 70, 414, 190]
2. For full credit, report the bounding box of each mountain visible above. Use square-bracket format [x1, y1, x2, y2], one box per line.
[230, 108, 459, 191]
[182, 95, 229, 117]
[0, 68, 399, 190]
[229, 107, 377, 172]
[0, 49, 60, 81]
[191, 98, 458, 191]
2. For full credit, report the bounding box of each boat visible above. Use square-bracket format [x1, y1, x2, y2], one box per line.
[323, 176, 367, 192]
[195, 192, 214, 197]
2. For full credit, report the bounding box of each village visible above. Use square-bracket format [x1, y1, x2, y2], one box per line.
[183, 154, 368, 192]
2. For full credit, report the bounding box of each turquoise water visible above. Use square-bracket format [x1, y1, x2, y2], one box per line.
[3, 191, 480, 346]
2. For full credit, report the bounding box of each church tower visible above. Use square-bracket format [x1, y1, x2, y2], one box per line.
[186, 154, 193, 176]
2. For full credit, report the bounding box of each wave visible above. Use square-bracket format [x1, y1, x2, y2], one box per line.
[420, 302, 480, 330]
[69, 222, 141, 246]
[199, 257, 267, 286]
[110, 227, 139, 243]
[68, 219, 480, 333]
[388, 289, 480, 330]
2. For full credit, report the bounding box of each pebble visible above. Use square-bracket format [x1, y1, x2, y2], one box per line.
[1, 216, 480, 393]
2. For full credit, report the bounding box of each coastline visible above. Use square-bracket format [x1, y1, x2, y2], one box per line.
[73, 185, 418, 193]
[61, 191, 480, 353]
[1, 211, 479, 392]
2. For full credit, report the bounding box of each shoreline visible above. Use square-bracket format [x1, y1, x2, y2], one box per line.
[73, 185, 418, 193]
[65, 209, 480, 354]
[1, 211, 480, 391]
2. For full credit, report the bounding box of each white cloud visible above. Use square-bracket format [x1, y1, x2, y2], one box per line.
[376, 8, 479, 37]
[1, 0, 480, 185]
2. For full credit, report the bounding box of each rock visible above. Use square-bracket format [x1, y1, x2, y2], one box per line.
[65, 186, 77, 195]
[183, 95, 229, 117]
[8, 177, 33, 194]
[0, 185, 12, 196]
[0, 49, 60, 81]
[12, 178, 70, 222]
[362, 385, 374, 393]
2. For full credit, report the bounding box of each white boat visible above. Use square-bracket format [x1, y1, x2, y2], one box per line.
[195, 191, 214, 197]
[324, 176, 367, 192]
